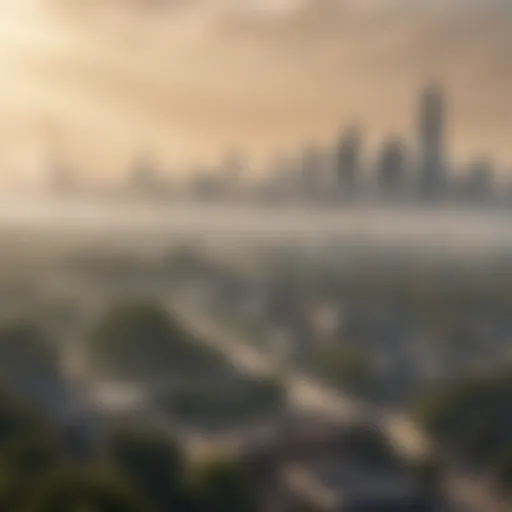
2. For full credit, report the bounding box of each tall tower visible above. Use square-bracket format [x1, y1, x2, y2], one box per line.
[377, 137, 407, 198]
[463, 157, 494, 202]
[299, 145, 326, 201]
[418, 85, 446, 199]
[336, 126, 362, 198]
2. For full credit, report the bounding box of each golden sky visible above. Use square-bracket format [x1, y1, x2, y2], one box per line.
[0, 0, 511, 182]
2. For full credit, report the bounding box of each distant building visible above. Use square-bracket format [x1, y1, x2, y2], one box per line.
[417, 85, 447, 199]
[266, 155, 297, 202]
[129, 155, 171, 199]
[189, 169, 223, 201]
[377, 137, 408, 198]
[461, 157, 494, 203]
[299, 146, 327, 201]
[336, 127, 362, 198]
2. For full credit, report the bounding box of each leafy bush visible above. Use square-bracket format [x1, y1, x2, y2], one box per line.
[0, 322, 66, 413]
[0, 386, 260, 512]
[107, 427, 185, 509]
[25, 468, 149, 512]
[191, 456, 258, 512]
[88, 300, 219, 379]
[413, 373, 512, 484]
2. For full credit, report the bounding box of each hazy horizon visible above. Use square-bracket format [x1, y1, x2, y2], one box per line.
[0, 0, 511, 185]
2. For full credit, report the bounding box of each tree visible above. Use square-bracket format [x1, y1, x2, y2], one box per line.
[413, 371, 512, 488]
[0, 322, 66, 415]
[0, 433, 61, 510]
[0, 393, 42, 448]
[192, 457, 258, 512]
[107, 427, 186, 510]
[88, 300, 190, 379]
[408, 454, 444, 497]
[491, 445, 512, 494]
[25, 468, 149, 512]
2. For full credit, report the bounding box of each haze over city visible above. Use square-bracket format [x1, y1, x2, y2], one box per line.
[0, 0, 511, 186]
[0, 3, 511, 512]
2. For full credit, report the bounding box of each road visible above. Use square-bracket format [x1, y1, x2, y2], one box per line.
[170, 301, 424, 457]
[169, 300, 507, 512]
[58, 287, 506, 511]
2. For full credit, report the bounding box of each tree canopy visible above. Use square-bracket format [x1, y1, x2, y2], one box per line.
[191, 457, 258, 512]
[25, 468, 149, 512]
[88, 300, 201, 379]
[413, 372, 512, 490]
[107, 427, 186, 510]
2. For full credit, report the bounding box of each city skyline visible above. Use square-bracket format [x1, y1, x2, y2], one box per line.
[43, 82, 507, 205]
[0, 0, 511, 183]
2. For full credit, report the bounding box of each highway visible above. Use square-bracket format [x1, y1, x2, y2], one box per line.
[169, 300, 507, 512]
[169, 300, 425, 457]
[59, 286, 506, 511]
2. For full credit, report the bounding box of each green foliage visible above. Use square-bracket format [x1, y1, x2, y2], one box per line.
[414, 374, 512, 438]
[107, 427, 186, 510]
[0, 391, 47, 451]
[414, 372, 512, 484]
[0, 322, 66, 413]
[0, 388, 262, 512]
[491, 446, 512, 493]
[0, 322, 60, 379]
[88, 300, 204, 378]
[408, 454, 444, 494]
[0, 433, 61, 510]
[191, 456, 258, 512]
[0, 389, 62, 510]
[313, 345, 371, 391]
[24, 467, 149, 512]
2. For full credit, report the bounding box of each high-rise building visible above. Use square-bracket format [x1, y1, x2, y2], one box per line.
[299, 145, 326, 201]
[418, 85, 447, 199]
[462, 157, 494, 202]
[377, 137, 407, 198]
[336, 127, 362, 198]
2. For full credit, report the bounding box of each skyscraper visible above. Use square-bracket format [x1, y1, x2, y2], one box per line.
[299, 145, 326, 201]
[418, 85, 447, 199]
[336, 126, 362, 198]
[462, 157, 494, 202]
[377, 137, 407, 198]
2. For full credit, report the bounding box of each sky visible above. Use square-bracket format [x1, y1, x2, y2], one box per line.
[0, 0, 511, 183]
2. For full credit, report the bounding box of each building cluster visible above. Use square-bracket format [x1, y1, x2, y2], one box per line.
[47, 84, 505, 206]
[251, 84, 496, 206]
